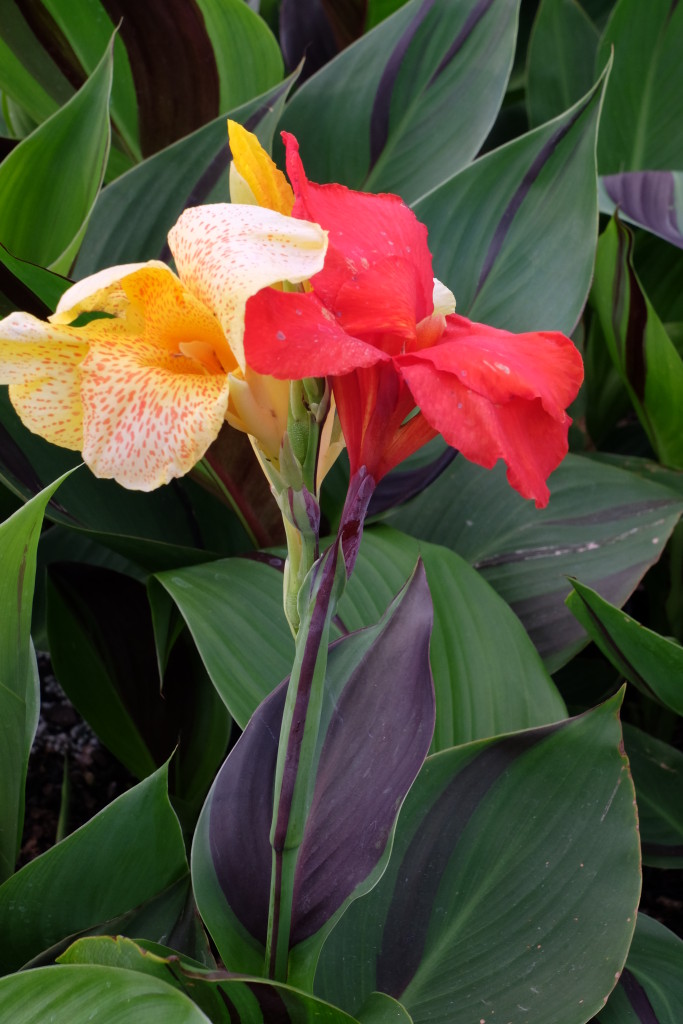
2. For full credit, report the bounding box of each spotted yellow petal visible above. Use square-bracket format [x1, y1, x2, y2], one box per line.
[80, 337, 231, 490]
[0, 312, 87, 448]
[168, 204, 327, 371]
[51, 264, 236, 374]
[228, 120, 294, 215]
[51, 261, 170, 323]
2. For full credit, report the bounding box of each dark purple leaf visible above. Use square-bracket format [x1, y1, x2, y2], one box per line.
[101, 0, 219, 156]
[279, 0, 339, 80]
[206, 562, 435, 951]
[292, 561, 434, 942]
[620, 969, 659, 1022]
[601, 171, 683, 250]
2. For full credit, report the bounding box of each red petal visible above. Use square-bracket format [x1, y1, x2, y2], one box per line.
[405, 314, 583, 418]
[333, 363, 434, 480]
[399, 360, 571, 507]
[244, 289, 389, 379]
[282, 133, 435, 326]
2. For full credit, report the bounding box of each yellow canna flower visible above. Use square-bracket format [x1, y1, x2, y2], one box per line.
[0, 198, 327, 490]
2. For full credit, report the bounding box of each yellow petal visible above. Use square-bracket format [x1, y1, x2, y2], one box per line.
[228, 120, 294, 215]
[168, 204, 327, 371]
[80, 337, 231, 490]
[433, 277, 456, 316]
[0, 312, 87, 448]
[51, 261, 170, 323]
[226, 367, 290, 462]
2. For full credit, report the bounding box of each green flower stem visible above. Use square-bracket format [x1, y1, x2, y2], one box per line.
[266, 542, 346, 981]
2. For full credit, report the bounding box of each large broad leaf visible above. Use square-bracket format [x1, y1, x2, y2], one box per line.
[0, 472, 69, 884]
[196, 0, 283, 111]
[0, 36, 112, 272]
[622, 724, 683, 868]
[156, 556, 294, 728]
[192, 566, 434, 984]
[59, 934, 369, 1023]
[567, 578, 683, 716]
[0, 763, 188, 974]
[414, 68, 607, 333]
[598, 171, 683, 250]
[75, 75, 294, 276]
[526, 0, 599, 128]
[597, 915, 683, 1024]
[342, 527, 566, 749]
[590, 215, 683, 469]
[280, 0, 520, 203]
[0, 965, 212, 1023]
[388, 451, 683, 672]
[158, 526, 565, 743]
[596, 0, 683, 173]
[315, 694, 640, 1024]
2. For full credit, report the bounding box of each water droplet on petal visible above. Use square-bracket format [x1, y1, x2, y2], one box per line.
[276, 330, 286, 341]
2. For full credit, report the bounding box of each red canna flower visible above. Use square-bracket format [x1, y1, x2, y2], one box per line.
[244, 134, 583, 508]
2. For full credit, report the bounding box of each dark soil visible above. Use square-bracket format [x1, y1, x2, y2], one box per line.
[18, 656, 683, 940]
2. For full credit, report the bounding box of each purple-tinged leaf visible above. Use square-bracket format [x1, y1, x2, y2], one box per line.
[192, 563, 435, 976]
[414, 67, 607, 333]
[599, 171, 683, 250]
[597, 915, 683, 1024]
[316, 694, 641, 1024]
[281, 0, 518, 203]
[389, 453, 683, 672]
[367, 445, 457, 517]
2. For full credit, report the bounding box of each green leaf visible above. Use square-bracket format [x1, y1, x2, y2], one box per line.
[0, 33, 60, 126]
[357, 992, 414, 1024]
[342, 527, 566, 749]
[526, 0, 599, 128]
[0, 965, 212, 1023]
[623, 724, 683, 868]
[281, 0, 520, 203]
[315, 695, 640, 1024]
[388, 452, 683, 673]
[414, 67, 608, 332]
[32, 0, 140, 161]
[0, 763, 188, 974]
[0, 471, 70, 883]
[59, 936, 227, 1023]
[590, 215, 683, 469]
[567, 578, 683, 715]
[0, 35, 112, 272]
[0, 244, 71, 314]
[596, 0, 683, 172]
[597, 915, 683, 1024]
[75, 75, 295, 277]
[156, 556, 293, 728]
[195, 0, 283, 112]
